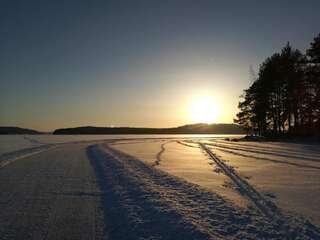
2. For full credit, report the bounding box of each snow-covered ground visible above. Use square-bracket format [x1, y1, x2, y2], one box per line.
[206, 139, 320, 226]
[112, 137, 320, 228]
[0, 134, 319, 239]
[0, 135, 42, 155]
[113, 140, 247, 206]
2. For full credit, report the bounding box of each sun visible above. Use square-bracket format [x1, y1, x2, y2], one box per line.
[189, 96, 220, 124]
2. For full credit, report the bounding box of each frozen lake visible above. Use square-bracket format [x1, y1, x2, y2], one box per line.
[0, 134, 319, 239]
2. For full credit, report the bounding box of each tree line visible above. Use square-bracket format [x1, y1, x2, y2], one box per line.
[234, 33, 320, 137]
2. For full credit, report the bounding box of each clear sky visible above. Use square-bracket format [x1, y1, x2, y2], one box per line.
[1, 0, 319, 131]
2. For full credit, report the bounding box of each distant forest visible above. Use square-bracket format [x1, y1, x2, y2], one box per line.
[235, 33, 320, 137]
[0, 127, 41, 135]
[53, 123, 244, 135]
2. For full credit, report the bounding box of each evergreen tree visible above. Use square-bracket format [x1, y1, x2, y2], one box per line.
[235, 34, 320, 137]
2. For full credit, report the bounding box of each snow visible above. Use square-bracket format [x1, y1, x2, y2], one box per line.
[110, 137, 320, 228]
[0, 135, 42, 155]
[89, 144, 320, 239]
[112, 139, 165, 165]
[31, 134, 243, 144]
[206, 139, 320, 226]
[0, 134, 319, 239]
[114, 140, 247, 206]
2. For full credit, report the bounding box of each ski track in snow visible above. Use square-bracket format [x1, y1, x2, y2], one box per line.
[176, 140, 200, 148]
[207, 144, 320, 170]
[88, 143, 320, 239]
[0, 145, 55, 169]
[215, 140, 320, 155]
[200, 143, 280, 218]
[0, 136, 55, 169]
[153, 140, 199, 167]
[209, 141, 320, 162]
[153, 141, 170, 166]
[0, 136, 115, 169]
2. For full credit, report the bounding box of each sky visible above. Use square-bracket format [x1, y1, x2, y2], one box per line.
[0, 0, 320, 131]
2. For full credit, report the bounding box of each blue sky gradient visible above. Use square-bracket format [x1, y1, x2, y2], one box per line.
[1, 0, 319, 130]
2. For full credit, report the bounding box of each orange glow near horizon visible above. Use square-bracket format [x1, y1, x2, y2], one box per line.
[188, 96, 220, 124]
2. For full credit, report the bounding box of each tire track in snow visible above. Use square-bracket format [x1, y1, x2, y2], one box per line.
[199, 143, 280, 219]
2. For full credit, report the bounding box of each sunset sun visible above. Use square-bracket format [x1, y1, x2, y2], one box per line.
[189, 96, 220, 124]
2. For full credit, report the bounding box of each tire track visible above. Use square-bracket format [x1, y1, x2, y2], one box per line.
[199, 143, 280, 219]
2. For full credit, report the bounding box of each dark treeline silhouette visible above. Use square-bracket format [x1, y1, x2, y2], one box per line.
[235, 34, 320, 138]
[53, 123, 244, 135]
[0, 127, 42, 135]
